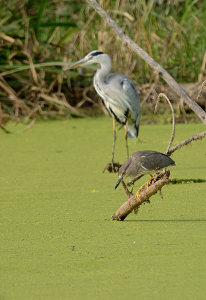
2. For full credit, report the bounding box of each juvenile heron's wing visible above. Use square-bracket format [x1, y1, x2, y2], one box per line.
[135, 151, 175, 172]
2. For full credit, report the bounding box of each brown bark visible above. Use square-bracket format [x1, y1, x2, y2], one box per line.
[112, 171, 171, 221]
[87, 0, 206, 125]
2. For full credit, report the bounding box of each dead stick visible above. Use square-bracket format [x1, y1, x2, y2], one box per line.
[87, 0, 206, 125]
[112, 170, 171, 221]
[167, 131, 206, 156]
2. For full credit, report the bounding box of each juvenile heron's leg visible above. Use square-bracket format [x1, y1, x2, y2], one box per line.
[145, 174, 153, 190]
[135, 183, 145, 198]
[135, 175, 153, 198]
[111, 116, 116, 169]
[130, 183, 134, 193]
[124, 120, 129, 158]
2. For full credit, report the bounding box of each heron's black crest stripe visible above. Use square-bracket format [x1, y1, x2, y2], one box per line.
[91, 51, 104, 57]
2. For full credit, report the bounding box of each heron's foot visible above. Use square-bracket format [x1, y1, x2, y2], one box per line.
[135, 176, 154, 197]
[103, 161, 121, 173]
[145, 177, 153, 190]
[127, 180, 134, 187]
[135, 186, 143, 198]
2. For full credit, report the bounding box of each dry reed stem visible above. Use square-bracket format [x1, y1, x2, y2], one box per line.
[198, 51, 206, 83]
[0, 32, 15, 43]
[39, 93, 80, 115]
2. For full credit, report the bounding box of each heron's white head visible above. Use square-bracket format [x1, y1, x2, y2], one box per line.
[67, 50, 111, 69]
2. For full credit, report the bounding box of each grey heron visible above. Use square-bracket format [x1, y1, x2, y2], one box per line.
[67, 50, 140, 171]
[115, 150, 175, 193]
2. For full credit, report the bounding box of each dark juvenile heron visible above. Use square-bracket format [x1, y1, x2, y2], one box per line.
[67, 50, 140, 169]
[115, 150, 175, 193]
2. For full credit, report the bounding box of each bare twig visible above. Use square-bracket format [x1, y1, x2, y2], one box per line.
[112, 170, 171, 221]
[167, 131, 206, 156]
[154, 93, 175, 155]
[86, 0, 206, 125]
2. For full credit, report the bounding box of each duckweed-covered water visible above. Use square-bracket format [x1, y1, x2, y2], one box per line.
[0, 118, 206, 299]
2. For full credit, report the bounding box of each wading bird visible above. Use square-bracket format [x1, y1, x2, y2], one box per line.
[67, 51, 140, 171]
[115, 150, 175, 194]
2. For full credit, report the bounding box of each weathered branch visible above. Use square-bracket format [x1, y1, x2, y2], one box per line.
[87, 0, 206, 125]
[112, 170, 171, 221]
[167, 131, 206, 156]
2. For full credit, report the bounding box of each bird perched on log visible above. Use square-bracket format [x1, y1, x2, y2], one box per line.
[67, 50, 140, 171]
[115, 150, 175, 193]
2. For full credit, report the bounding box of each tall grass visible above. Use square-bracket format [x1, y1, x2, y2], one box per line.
[0, 0, 205, 124]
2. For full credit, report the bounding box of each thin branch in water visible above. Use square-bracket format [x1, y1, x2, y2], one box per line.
[154, 93, 175, 155]
[167, 131, 206, 156]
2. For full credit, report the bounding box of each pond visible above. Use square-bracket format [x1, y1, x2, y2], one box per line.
[0, 117, 205, 299]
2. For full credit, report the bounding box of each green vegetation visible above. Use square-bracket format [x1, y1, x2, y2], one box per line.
[0, 118, 206, 299]
[0, 1, 206, 122]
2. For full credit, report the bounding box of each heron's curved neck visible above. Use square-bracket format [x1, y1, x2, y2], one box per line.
[95, 55, 112, 84]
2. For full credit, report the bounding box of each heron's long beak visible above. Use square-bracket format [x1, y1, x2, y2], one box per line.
[65, 58, 88, 70]
[115, 176, 123, 190]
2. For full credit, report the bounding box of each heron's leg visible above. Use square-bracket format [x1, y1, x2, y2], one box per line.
[124, 120, 129, 158]
[111, 116, 116, 169]
[130, 183, 134, 193]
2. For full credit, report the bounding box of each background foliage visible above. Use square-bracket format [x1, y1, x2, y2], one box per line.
[0, 0, 205, 124]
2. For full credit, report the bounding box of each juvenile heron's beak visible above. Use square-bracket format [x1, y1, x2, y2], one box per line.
[115, 176, 123, 190]
[65, 58, 88, 70]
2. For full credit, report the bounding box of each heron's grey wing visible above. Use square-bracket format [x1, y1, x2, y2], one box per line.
[105, 74, 140, 124]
